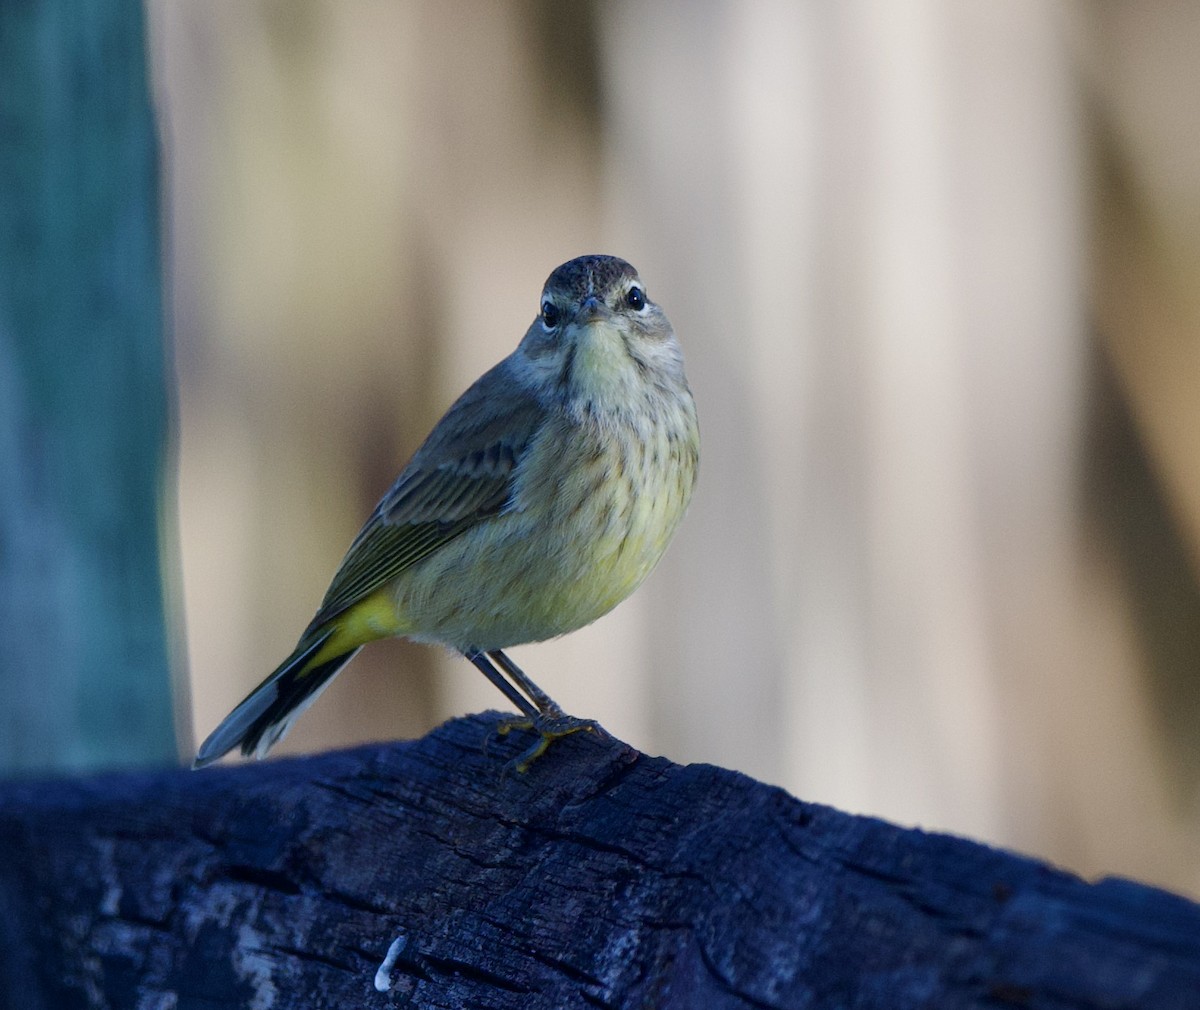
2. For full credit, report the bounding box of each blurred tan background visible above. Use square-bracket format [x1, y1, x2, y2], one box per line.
[148, 1, 1200, 898]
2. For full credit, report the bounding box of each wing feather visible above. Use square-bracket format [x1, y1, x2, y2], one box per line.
[305, 362, 549, 631]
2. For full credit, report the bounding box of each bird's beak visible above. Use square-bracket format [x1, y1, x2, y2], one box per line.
[576, 295, 610, 325]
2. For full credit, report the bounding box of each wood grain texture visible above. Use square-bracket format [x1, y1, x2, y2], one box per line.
[0, 713, 1197, 1009]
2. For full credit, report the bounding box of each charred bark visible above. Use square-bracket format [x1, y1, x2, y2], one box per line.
[0, 713, 1196, 1009]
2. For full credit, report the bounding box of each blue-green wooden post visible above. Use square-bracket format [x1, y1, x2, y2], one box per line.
[0, 1, 179, 772]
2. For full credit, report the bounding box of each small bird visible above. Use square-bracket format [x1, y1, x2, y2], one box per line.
[193, 255, 699, 769]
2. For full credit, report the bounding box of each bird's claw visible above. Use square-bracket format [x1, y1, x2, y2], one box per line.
[498, 712, 603, 773]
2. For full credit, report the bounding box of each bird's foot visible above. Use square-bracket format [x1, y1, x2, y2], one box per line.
[497, 711, 603, 773]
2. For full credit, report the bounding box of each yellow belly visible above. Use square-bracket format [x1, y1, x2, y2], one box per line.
[386, 410, 698, 652]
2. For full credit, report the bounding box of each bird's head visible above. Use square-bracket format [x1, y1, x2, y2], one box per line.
[516, 255, 687, 411]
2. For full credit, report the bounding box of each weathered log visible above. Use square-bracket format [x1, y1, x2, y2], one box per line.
[0, 712, 1197, 1009]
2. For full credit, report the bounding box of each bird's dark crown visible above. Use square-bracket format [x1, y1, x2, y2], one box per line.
[544, 255, 639, 299]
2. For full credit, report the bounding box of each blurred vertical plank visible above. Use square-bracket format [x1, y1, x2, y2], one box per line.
[1081, 1, 1200, 818]
[0, 0, 177, 772]
[1084, 4, 1200, 576]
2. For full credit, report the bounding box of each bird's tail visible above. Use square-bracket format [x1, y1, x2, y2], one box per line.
[193, 628, 360, 768]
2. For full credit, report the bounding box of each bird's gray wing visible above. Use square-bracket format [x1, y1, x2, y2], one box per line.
[306, 360, 549, 630]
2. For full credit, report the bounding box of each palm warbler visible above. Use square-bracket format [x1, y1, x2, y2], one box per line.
[194, 255, 699, 768]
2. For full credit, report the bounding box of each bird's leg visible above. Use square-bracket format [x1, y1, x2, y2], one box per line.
[465, 650, 539, 719]
[486, 648, 602, 772]
[487, 648, 563, 715]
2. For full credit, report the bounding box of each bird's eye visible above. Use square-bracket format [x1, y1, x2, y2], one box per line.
[625, 286, 646, 311]
[541, 300, 560, 328]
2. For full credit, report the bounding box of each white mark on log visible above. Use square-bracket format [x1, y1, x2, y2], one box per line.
[93, 837, 122, 916]
[374, 933, 407, 992]
[234, 921, 278, 1010]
